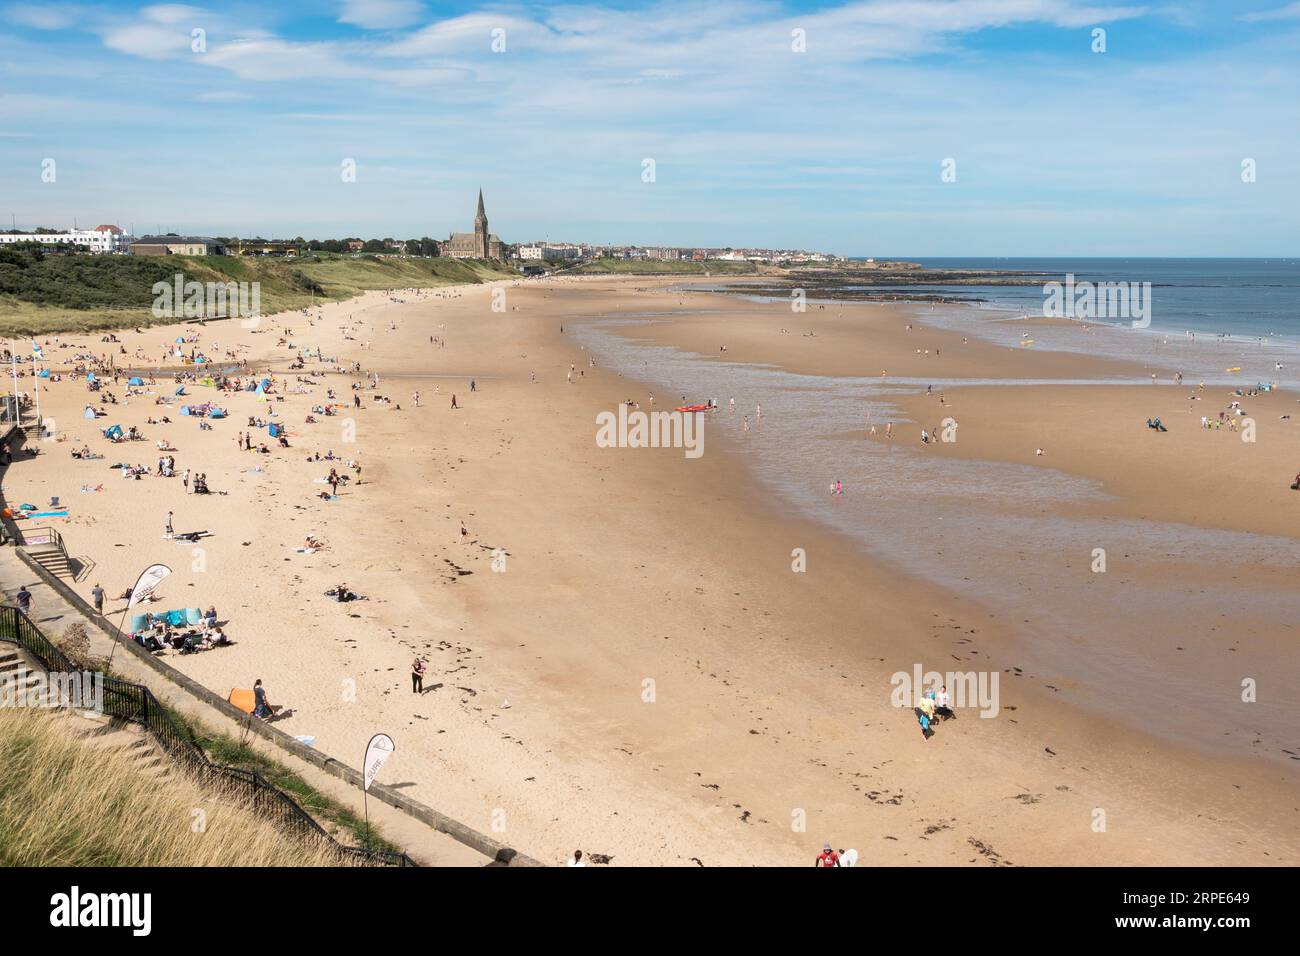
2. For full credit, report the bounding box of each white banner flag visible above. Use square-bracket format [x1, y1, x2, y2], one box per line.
[363, 733, 395, 792]
[128, 564, 172, 609]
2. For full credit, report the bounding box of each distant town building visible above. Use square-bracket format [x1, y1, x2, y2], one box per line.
[232, 239, 299, 257]
[441, 190, 504, 259]
[0, 225, 130, 253]
[129, 236, 228, 256]
[346, 240, 364, 251]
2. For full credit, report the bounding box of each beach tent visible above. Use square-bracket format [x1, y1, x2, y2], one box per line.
[268, 423, 282, 437]
[128, 376, 145, 386]
[175, 336, 186, 344]
[198, 377, 216, 388]
[174, 386, 186, 396]
[228, 688, 255, 715]
[104, 424, 123, 439]
[37, 369, 49, 378]
[82, 407, 96, 420]
[86, 373, 96, 382]
[209, 409, 227, 419]
[179, 406, 192, 416]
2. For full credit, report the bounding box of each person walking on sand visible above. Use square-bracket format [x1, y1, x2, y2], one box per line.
[165, 511, 174, 537]
[182, 468, 190, 492]
[815, 843, 840, 867]
[412, 656, 427, 694]
[91, 582, 105, 615]
[460, 519, 470, 544]
[451, 393, 459, 409]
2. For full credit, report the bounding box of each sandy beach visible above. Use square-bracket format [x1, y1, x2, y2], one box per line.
[4, 275, 1298, 867]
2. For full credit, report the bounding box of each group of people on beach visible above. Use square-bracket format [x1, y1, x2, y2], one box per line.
[915, 686, 957, 740]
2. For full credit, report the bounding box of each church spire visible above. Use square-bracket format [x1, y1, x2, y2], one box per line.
[474, 189, 489, 258]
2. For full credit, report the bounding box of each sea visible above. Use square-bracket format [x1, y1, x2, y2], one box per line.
[574, 258, 1300, 761]
[856, 257, 1300, 338]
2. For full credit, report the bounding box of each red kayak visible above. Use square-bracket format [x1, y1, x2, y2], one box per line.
[675, 403, 713, 412]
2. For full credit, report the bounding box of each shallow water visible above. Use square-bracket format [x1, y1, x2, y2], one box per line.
[575, 317, 1300, 763]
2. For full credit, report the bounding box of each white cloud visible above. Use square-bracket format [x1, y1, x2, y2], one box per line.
[102, 5, 212, 60]
[339, 0, 427, 30]
[6, 3, 78, 29]
[193, 90, 251, 102]
[1239, 2, 1300, 21]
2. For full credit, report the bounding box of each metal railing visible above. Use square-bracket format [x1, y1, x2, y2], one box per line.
[0, 604, 415, 867]
[12, 524, 63, 553]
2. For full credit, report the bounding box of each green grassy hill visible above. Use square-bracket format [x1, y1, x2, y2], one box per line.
[0, 708, 349, 867]
[0, 249, 517, 336]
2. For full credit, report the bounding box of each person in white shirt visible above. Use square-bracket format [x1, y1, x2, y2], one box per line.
[935, 685, 956, 721]
[567, 849, 586, 867]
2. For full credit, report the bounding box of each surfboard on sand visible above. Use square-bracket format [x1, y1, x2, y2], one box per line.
[841, 848, 859, 867]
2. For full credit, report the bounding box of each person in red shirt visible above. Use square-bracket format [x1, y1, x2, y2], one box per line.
[815, 843, 840, 867]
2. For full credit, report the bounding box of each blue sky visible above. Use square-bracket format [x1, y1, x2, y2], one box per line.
[1, 0, 1298, 255]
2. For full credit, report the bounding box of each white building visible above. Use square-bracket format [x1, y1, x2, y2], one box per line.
[0, 225, 131, 253]
[518, 244, 580, 261]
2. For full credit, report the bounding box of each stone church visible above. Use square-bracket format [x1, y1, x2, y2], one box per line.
[441, 190, 504, 259]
